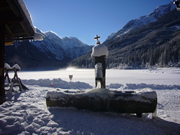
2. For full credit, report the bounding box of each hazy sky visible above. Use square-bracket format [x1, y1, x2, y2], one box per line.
[24, 0, 172, 45]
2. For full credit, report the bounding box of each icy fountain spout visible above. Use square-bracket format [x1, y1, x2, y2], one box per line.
[96, 80, 101, 88]
[91, 35, 109, 89]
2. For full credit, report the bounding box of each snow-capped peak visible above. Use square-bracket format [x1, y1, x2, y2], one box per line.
[43, 31, 89, 50]
[61, 36, 88, 50]
[44, 31, 62, 41]
[31, 29, 92, 60]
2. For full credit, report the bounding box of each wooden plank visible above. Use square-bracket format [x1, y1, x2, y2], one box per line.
[6, 24, 14, 37]
[0, 23, 6, 104]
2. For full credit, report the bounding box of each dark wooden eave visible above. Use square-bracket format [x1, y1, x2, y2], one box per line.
[0, 0, 35, 42]
[0, 0, 35, 104]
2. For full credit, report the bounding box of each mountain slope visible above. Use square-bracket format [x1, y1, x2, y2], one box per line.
[5, 29, 92, 70]
[105, 9, 180, 68]
[106, 2, 175, 42]
[70, 3, 180, 68]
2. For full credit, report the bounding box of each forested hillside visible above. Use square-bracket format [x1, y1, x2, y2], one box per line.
[70, 10, 180, 69]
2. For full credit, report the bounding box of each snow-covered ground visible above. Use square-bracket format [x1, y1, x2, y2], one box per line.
[1, 68, 180, 135]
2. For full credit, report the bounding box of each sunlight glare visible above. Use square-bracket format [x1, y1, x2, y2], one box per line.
[66, 67, 77, 71]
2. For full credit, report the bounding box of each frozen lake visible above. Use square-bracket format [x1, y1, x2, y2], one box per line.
[9, 68, 180, 87]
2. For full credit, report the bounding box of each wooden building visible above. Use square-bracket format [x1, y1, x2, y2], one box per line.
[0, 0, 36, 104]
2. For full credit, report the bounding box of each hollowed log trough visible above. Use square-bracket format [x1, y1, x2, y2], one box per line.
[46, 88, 157, 117]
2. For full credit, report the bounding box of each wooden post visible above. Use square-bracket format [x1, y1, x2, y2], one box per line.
[95, 55, 106, 88]
[0, 23, 5, 104]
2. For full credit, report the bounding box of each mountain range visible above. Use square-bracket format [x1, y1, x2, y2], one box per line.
[5, 29, 92, 70]
[70, 2, 180, 69]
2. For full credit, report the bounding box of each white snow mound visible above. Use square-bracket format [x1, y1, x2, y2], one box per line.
[91, 44, 108, 57]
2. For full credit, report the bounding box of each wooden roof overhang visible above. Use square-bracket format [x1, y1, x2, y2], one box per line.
[0, 0, 35, 45]
[0, 0, 36, 104]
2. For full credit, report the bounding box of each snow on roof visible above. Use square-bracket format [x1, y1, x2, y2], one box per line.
[91, 44, 109, 57]
[18, 0, 35, 32]
[18, 0, 44, 41]
[34, 33, 45, 41]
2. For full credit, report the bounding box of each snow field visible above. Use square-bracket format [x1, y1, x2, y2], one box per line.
[0, 68, 180, 134]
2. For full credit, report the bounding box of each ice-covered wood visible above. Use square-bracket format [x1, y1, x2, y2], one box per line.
[95, 63, 103, 79]
[46, 88, 157, 115]
[94, 56, 106, 88]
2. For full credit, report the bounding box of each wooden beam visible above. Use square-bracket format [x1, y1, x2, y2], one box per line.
[5, 41, 13, 46]
[0, 16, 22, 24]
[6, 24, 14, 37]
[6, 0, 34, 37]
[20, 21, 31, 36]
[6, 0, 21, 18]
[0, 23, 6, 104]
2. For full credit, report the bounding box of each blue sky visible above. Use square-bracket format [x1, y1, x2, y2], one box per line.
[24, 0, 172, 45]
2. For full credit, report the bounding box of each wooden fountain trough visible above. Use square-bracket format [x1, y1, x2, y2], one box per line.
[46, 88, 157, 117]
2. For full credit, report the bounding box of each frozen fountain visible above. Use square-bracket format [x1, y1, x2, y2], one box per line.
[46, 35, 157, 117]
[92, 35, 108, 89]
